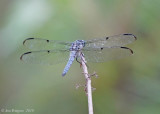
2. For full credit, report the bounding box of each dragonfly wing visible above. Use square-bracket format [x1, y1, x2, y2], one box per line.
[20, 50, 70, 65]
[82, 46, 133, 63]
[85, 34, 136, 48]
[23, 38, 72, 50]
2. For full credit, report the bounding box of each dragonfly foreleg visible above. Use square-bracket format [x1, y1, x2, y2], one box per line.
[76, 57, 81, 64]
[76, 52, 88, 68]
[80, 52, 89, 68]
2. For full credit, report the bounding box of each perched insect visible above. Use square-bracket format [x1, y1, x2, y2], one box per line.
[20, 34, 136, 76]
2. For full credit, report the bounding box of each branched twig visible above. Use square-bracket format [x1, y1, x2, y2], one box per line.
[81, 55, 94, 114]
[82, 71, 98, 78]
[75, 84, 85, 90]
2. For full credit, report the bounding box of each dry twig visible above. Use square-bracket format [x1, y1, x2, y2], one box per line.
[80, 55, 94, 114]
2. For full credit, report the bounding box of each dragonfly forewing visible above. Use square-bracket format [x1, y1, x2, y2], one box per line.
[23, 38, 71, 50]
[85, 34, 136, 48]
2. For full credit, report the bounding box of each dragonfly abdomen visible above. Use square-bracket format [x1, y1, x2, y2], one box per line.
[62, 51, 76, 76]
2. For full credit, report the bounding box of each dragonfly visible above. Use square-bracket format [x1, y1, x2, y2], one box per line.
[20, 34, 136, 76]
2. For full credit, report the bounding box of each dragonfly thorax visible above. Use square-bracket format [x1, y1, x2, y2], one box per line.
[69, 40, 85, 51]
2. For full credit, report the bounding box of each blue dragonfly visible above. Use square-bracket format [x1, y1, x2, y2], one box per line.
[20, 34, 136, 76]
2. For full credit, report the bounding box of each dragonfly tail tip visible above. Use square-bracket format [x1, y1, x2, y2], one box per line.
[62, 73, 66, 76]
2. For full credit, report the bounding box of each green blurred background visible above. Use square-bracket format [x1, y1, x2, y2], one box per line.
[0, 0, 160, 114]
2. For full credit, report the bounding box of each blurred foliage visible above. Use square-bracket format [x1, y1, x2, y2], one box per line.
[0, 0, 160, 114]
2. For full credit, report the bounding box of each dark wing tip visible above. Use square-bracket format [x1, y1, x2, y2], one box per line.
[123, 34, 137, 40]
[121, 47, 134, 54]
[106, 37, 109, 40]
[23, 38, 34, 45]
[20, 52, 32, 60]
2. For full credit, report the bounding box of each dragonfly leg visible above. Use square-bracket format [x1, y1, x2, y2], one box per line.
[76, 57, 81, 64]
[80, 52, 89, 68]
[76, 57, 83, 68]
